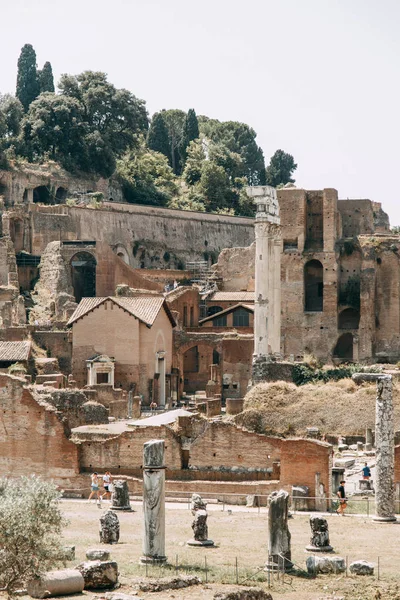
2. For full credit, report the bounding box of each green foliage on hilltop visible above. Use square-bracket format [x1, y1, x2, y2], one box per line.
[1, 44, 298, 216]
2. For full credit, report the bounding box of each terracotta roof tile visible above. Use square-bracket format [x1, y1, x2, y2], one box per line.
[0, 341, 31, 361]
[209, 291, 255, 302]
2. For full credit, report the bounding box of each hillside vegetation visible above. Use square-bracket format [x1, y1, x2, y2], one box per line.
[0, 44, 297, 216]
[234, 379, 400, 437]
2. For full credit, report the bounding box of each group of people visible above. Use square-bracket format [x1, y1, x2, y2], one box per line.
[88, 471, 112, 504]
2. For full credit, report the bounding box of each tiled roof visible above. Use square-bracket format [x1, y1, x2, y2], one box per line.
[67, 296, 175, 327]
[0, 341, 31, 362]
[199, 302, 254, 324]
[209, 291, 255, 302]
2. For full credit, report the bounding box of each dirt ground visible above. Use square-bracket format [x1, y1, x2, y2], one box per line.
[49, 499, 400, 600]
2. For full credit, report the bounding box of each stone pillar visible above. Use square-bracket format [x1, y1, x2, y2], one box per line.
[352, 373, 396, 522]
[374, 375, 396, 522]
[99, 510, 120, 544]
[246, 186, 281, 382]
[187, 494, 214, 547]
[140, 439, 167, 563]
[132, 395, 141, 419]
[305, 516, 333, 552]
[266, 489, 292, 571]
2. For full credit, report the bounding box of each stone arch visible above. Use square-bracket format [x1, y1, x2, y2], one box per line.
[114, 244, 130, 265]
[55, 186, 68, 204]
[70, 252, 96, 303]
[333, 332, 353, 359]
[338, 307, 360, 330]
[304, 259, 323, 312]
[33, 186, 51, 204]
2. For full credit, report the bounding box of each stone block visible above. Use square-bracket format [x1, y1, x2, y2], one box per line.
[225, 397, 244, 415]
[292, 485, 309, 511]
[338, 444, 348, 451]
[86, 549, 111, 561]
[213, 588, 273, 600]
[335, 458, 355, 468]
[76, 560, 118, 590]
[349, 560, 374, 575]
[359, 479, 373, 491]
[62, 545, 75, 561]
[99, 510, 120, 544]
[133, 575, 201, 592]
[306, 555, 345, 575]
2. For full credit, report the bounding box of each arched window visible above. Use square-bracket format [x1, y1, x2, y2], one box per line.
[183, 346, 199, 373]
[70, 252, 96, 303]
[213, 349, 220, 365]
[338, 308, 360, 330]
[333, 333, 353, 359]
[304, 260, 323, 312]
[233, 307, 250, 327]
[207, 306, 223, 316]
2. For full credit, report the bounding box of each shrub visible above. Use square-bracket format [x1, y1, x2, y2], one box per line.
[7, 362, 27, 376]
[293, 363, 382, 386]
[0, 476, 66, 594]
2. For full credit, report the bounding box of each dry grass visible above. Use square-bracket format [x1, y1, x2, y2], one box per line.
[40, 500, 400, 600]
[235, 379, 400, 436]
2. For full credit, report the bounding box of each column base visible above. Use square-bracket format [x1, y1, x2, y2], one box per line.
[305, 545, 333, 553]
[110, 505, 133, 511]
[140, 555, 167, 564]
[372, 515, 397, 523]
[187, 539, 214, 547]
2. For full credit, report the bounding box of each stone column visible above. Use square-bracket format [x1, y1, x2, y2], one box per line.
[110, 480, 132, 511]
[374, 375, 396, 522]
[266, 489, 292, 571]
[140, 439, 167, 563]
[352, 373, 396, 522]
[365, 427, 373, 451]
[246, 186, 281, 383]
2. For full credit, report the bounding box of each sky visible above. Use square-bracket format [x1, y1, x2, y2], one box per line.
[1, 0, 400, 223]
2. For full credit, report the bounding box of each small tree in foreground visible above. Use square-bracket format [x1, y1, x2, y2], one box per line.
[0, 476, 66, 595]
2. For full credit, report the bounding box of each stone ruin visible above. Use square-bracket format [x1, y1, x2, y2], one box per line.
[266, 489, 292, 572]
[99, 510, 120, 544]
[305, 516, 333, 553]
[110, 480, 132, 511]
[187, 493, 214, 547]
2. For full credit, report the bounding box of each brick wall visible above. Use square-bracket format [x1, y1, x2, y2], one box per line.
[33, 331, 72, 374]
[0, 374, 79, 481]
[280, 438, 332, 502]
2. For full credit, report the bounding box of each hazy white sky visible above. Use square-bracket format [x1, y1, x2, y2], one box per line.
[2, 0, 400, 223]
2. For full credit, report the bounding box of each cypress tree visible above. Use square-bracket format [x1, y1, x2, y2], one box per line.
[16, 44, 40, 112]
[181, 108, 199, 165]
[147, 112, 170, 161]
[39, 61, 55, 93]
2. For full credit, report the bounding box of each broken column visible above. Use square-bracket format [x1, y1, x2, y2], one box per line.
[266, 489, 292, 571]
[110, 480, 132, 511]
[187, 493, 214, 547]
[246, 186, 282, 383]
[140, 439, 167, 563]
[27, 569, 85, 598]
[352, 373, 396, 522]
[305, 516, 333, 552]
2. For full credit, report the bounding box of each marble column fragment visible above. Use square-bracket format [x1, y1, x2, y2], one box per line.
[140, 439, 167, 563]
[266, 489, 292, 571]
[110, 480, 132, 511]
[305, 516, 332, 552]
[374, 376, 396, 522]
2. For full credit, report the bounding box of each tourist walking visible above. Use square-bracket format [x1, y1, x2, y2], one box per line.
[362, 462, 371, 480]
[88, 472, 101, 505]
[101, 471, 112, 501]
[336, 480, 347, 516]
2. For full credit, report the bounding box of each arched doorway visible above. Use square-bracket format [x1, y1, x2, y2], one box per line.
[70, 252, 96, 303]
[304, 259, 323, 312]
[33, 186, 51, 204]
[333, 333, 353, 360]
[114, 245, 130, 265]
[55, 187, 68, 203]
[338, 308, 360, 330]
[9, 218, 24, 253]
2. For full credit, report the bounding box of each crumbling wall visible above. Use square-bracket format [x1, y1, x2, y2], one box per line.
[211, 244, 255, 292]
[0, 374, 79, 480]
[29, 241, 76, 324]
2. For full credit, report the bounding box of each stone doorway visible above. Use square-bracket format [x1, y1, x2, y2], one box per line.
[70, 252, 96, 303]
[333, 332, 353, 360]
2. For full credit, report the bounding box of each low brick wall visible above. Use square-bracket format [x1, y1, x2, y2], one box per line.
[226, 398, 244, 415]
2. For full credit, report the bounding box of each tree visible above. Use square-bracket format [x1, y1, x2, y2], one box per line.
[180, 108, 199, 164]
[59, 71, 148, 155]
[0, 476, 66, 595]
[199, 161, 231, 212]
[200, 119, 265, 185]
[117, 143, 178, 206]
[39, 61, 55, 93]
[265, 149, 297, 187]
[20, 92, 88, 171]
[182, 139, 206, 185]
[147, 112, 170, 161]
[162, 109, 186, 175]
[0, 95, 23, 141]
[16, 44, 40, 112]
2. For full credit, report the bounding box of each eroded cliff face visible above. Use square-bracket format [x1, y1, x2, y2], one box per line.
[29, 241, 76, 324]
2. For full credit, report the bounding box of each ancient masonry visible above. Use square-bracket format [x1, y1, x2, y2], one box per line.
[141, 439, 167, 564]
